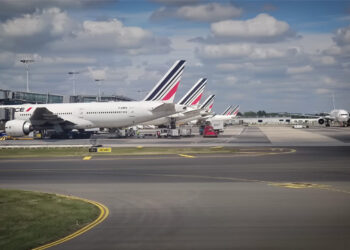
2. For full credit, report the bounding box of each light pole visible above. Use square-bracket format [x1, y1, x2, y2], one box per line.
[68, 71, 79, 95]
[95, 79, 104, 102]
[20, 59, 34, 92]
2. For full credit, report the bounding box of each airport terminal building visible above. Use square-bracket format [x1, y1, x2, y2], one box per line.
[0, 89, 133, 105]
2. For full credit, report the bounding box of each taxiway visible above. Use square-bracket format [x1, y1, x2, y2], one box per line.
[0, 146, 349, 249]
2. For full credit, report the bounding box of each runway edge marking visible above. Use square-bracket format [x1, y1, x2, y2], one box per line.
[32, 194, 109, 250]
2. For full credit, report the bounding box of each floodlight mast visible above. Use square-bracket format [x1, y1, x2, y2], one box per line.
[95, 79, 104, 102]
[20, 59, 34, 92]
[68, 71, 79, 95]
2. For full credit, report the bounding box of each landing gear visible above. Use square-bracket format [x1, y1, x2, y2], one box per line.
[170, 118, 176, 129]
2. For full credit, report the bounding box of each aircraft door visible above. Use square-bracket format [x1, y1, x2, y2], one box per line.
[79, 108, 84, 119]
[128, 106, 135, 124]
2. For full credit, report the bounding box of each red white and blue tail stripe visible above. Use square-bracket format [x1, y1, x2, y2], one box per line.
[224, 105, 240, 116]
[222, 105, 233, 115]
[199, 94, 215, 111]
[143, 60, 186, 103]
[231, 105, 240, 117]
[177, 78, 207, 107]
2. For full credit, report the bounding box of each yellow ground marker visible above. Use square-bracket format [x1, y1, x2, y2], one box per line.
[83, 156, 92, 160]
[143, 174, 350, 195]
[178, 154, 196, 158]
[136, 146, 143, 149]
[97, 148, 112, 153]
[269, 182, 330, 189]
[33, 194, 109, 250]
[211, 146, 223, 149]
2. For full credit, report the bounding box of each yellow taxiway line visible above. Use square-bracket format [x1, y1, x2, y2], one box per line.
[178, 154, 196, 158]
[142, 173, 350, 195]
[33, 194, 109, 250]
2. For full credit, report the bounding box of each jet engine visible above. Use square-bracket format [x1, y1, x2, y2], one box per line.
[5, 120, 33, 137]
[318, 118, 325, 125]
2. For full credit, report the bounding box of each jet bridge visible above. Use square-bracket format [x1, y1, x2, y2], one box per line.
[0, 107, 15, 131]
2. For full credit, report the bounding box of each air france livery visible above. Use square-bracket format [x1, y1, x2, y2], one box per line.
[2, 60, 186, 137]
[142, 78, 207, 126]
[207, 104, 240, 123]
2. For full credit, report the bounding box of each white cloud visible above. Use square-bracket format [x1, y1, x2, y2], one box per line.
[151, 2, 241, 22]
[211, 14, 292, 41]
[177, 3, 242, 22]
[2, 8, 72, 37]
[0, 0, 117, 20]
[0, 8, 74, 52]
[334, 25, 350, 46]
[0, 8, 170, 55]
[41, 56, 96, 65]
[197, 43, 285, 59]
[50, 18, 171, 55]
[322, 76, 336, 85]
[82, 19, 152, 48]
[286, 65, 313, 74]
[315, 88, 332, 95]
[320, 56, 336, 65]
[88, 67, 107, 81]
[217, 63, 258, 72]
[151, 0, 199, 5]
[225, 76, 238, 86]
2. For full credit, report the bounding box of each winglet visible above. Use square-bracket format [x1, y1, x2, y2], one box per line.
[144, 60, 186, 103]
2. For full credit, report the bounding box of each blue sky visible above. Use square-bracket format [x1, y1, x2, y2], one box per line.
[0, 0, 349, 113]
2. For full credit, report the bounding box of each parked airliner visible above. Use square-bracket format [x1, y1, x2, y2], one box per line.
[207, 104, 240, 123]
[318, 109, 350, 127]
[2, 60, 186, 137]
[142, 78, 207, 127]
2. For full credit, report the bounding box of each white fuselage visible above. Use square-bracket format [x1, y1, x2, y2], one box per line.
[329, 109, 349, 123]
[7, 101, 176, 129]
[141, 104, 198, 126]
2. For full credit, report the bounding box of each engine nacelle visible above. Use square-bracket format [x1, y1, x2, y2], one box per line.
[5, 120, 33, 137]
[318, 118, 325, 125]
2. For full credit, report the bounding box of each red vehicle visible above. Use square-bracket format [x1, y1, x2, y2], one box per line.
[203, 125, 218, 137]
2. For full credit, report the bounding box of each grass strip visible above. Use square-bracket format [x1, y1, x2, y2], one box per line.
[0, 189, 100, 250]
[0, 147, 239, 158]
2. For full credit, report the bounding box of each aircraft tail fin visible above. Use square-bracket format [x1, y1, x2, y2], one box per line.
[199, 94, 215, 111]
[143, 60, 186, 103]
[222, 105, 233, 115]
[177, 78, 207, 107]
[231, 105, 240, 117]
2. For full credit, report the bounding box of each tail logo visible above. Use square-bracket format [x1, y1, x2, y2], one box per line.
[144, 60, 186, 102]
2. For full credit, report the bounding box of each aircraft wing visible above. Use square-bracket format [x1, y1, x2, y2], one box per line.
[30, 107, 72, 127]
[324, 115, 334, 121]
[30, 107, 93, 129]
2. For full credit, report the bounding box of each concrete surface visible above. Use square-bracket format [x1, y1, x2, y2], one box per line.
[0, 146, 349, 249]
